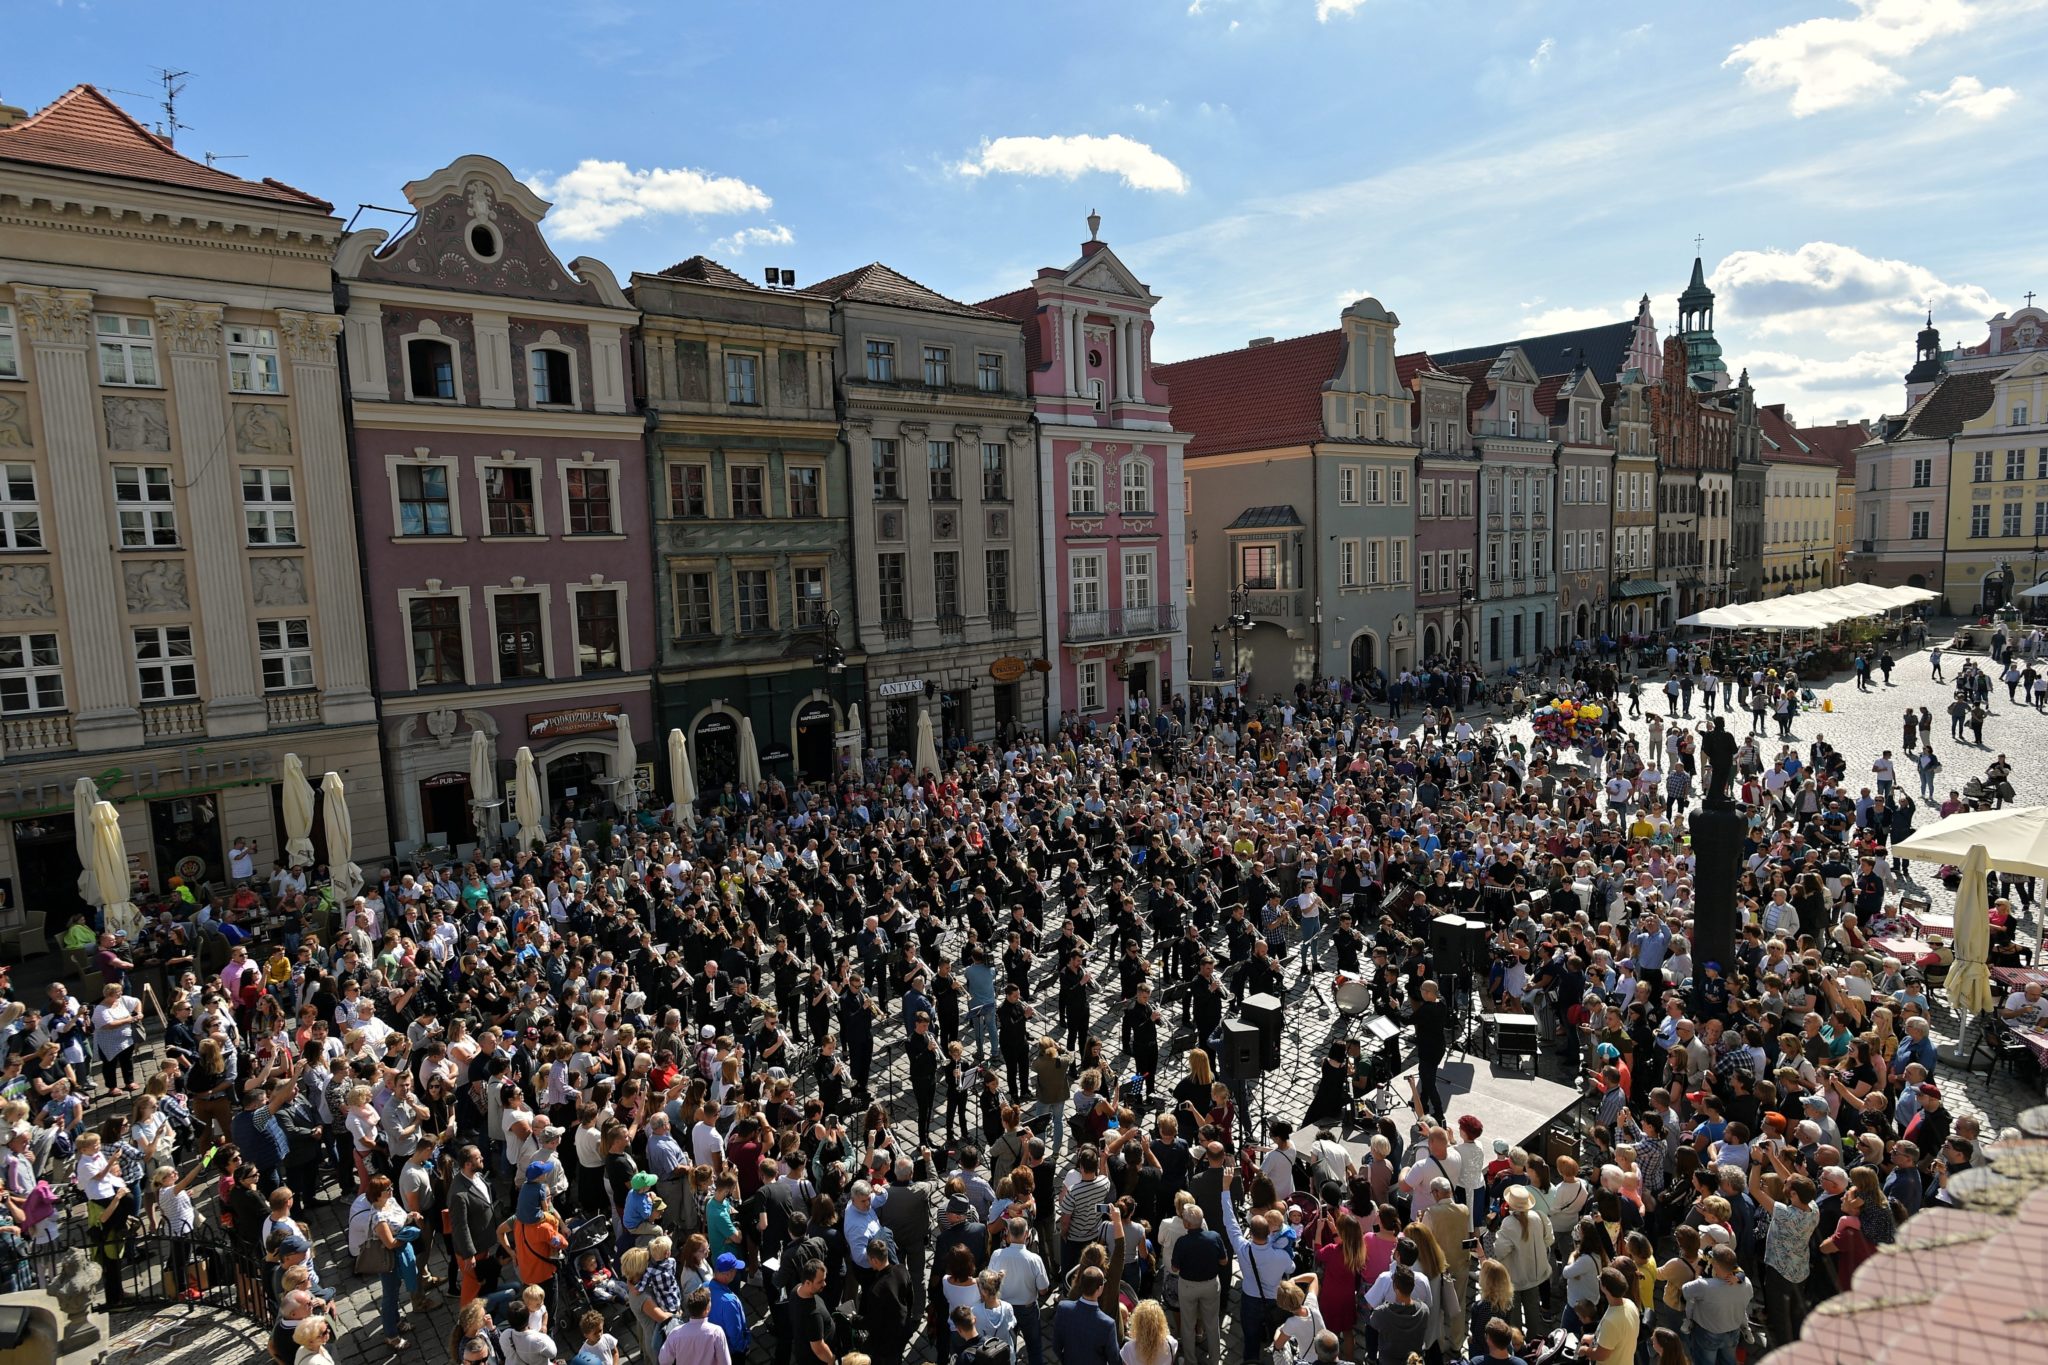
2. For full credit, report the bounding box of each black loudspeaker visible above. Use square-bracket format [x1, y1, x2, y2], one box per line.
[1457, 917, 1489, 969]
[1429, 913, 1473, 974]
[1241, 991, 1284, 1070]
[1219, 1019, 1265, 1080]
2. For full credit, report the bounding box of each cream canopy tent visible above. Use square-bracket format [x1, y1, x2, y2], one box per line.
[667, 727, 696, 820]
[321, 771, 363, 901]
[737, 717, 763, 791]
[1681, 581, 1936, 631]
[87, 800, 139, 938]
[281, 753, 317, 868]
[513, 746, 544, 851]
[73, 777, 100, 907]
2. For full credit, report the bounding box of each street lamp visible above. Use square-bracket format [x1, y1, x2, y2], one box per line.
[809, 608, 846, 673]
[1220, 585, 1254, 683]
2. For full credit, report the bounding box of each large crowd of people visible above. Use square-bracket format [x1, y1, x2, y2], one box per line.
[0, 632, 2036, 1365]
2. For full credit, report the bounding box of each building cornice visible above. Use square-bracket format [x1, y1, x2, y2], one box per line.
[343, 278, 637, 327]
[0, 169, 340, 252]
[352, 403, 645, 438]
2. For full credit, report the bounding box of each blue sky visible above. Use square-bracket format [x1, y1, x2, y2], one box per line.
[13, 0, 2047, 421]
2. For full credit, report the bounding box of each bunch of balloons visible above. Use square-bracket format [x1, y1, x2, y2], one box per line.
[1530, 696, 1604, 749]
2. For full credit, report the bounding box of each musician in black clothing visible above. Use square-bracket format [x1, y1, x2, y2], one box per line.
[906, 1012, 940, 1145]
[997, 983, 1034, 1097]
[1331, 913, 1366, 972]
[1057, 950, 1091, 1053]
[1234, 938, 1283, 1010]
[1408, 978, 1450, 1117]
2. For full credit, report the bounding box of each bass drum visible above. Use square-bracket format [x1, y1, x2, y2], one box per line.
[1333, 975, 1373, 1016]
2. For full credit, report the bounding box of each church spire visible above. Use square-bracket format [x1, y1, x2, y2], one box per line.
[1676, 249, 1727, 391]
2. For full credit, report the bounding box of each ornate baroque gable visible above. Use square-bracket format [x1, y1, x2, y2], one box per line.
[354, 155, 601, 306]
[1063, 245, 1155, 304]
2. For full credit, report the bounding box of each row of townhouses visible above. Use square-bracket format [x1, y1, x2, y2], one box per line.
[0, 85, 1933, 909]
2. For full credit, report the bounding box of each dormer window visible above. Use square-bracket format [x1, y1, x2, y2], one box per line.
[530, 348, 573, 406]
[407, 337, 456, 400]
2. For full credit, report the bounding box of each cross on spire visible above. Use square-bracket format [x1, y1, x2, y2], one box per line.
[1693, 233, 1704, 255]
[2026, 290, 2038, 309]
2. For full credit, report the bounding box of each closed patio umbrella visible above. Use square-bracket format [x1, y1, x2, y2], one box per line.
[281, 753, 317, 869]
[613, 712, 638, 812]
[667, 728, 696, 820]
[468, 728, 496, 847]
[88, 800, 138, 938]
[73, 777, 100, 907]
[513, 745, 544, 852]
[737, 717, 763, 792]
[321, 771, 362, 901]
[914, 707, 940, 778]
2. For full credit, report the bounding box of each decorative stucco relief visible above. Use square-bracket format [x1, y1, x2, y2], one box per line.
[123, 560, 188, 613]
[235, 404, 291, 455]
[103, 396, 170, 453]
[0, 566, 54, 619]
[252, 557, 308, 607]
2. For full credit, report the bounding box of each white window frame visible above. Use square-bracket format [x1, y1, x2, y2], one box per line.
[400, 330, 462, 402]
[871, 439, 902, 500]
[559, 458, 623, 536]
[864, 338, 896, 383]
[1069, 552, 1104, 615]
[1365, 467, 1383, 504]
[567, 580, 630, 675]
[1420, 554, 1434, 594]
[732, 563, 776, 636]
[1068, 455, 1102, 515]
[1339, 538, 1359, 587]
[388, 454, 464, 538]
[791, 562, 830, 629]
[785, 460, 827, 519]
[976, 352, 1004, 393]
[1367, 538, 1383, 585]
[256, 617, 315, 692]
[1338, 466, 1359, 505]
[1418, 479, 1434, 518]
[1561, 534, 1576, 572]
[928, 441, 958, 501]
[478, 456, 546, 537]
[1121, 456, 1152, 515]
[241, 467, 297, 545]
[1121, 549, 1155, 608]
[1077, 659, 1104, 713]
[226, 325, 283, 395]
[0, 632, 63, 715]
[1392, 537, 1407, 583]
[0, 464, 41, 550]
[528, 345, 579, 407]
[483, 584, 554, 683]
[722, 350, 760, 407]
[1390, 467, 1407, 505]
[132, 624, 197, 701]
[1913, 510, 1931, 540]
[0, 304, 17, 379]
[1458, 481, 1473, 517]
[922, 346, 952, 388]
[400, 588, 473, 688]
[671, 564, 719, 638]
[113, 464, 178, 547]
[96, 315, 159, 387]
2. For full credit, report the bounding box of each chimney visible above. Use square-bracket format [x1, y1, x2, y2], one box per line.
[1248, 337, 1275, 348]
[0, 99, 27, 129]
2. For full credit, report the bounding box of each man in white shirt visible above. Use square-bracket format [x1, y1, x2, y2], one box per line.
[2001, 981, 2048, 1026]
[1257, 1121, 1300, 1201]
[1399, 1126, 1461, 1216]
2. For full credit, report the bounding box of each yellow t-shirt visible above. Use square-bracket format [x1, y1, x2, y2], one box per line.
[1595, 1298, 1640, 1365]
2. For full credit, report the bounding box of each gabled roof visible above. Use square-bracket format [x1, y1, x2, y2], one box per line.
[973, 286, 1040, 322]
[1442, 358, 1498, 421]
[1900, 372, 1996, 441]
[804, 262, 1000, 319]
[1226, 505, 1303, 530]
[655, 256, 759, 290]
[1429, 318, 1639, 387]
[1154, 331, 1342, 458]
[1794, 420, 1871, 477]
[1756, 403, 1821, 461]
[0, 85, 330, 210]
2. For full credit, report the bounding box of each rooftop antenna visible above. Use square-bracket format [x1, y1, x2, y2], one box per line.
[203, 151, 245, 169]
[152, 67, 191, 146]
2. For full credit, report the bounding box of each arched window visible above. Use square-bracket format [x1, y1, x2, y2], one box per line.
[529, 347, 575, 406]
[1121, 456, 1152, 515]
[406, 335, 457, 401]
[1069, 455, 1101, 515]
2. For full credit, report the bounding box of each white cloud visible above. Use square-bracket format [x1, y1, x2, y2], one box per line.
[710, 223, 794, 256]
[1723, 0, 1975, 116]
[1916, 74, 2018, 119]
[1187, 0, 1203, 12]
[1529, 37, 1555, 71]
[1741, 347, 1904, 392]
[954, 134, 1189, 193]
[526, 159, 771, 240]
[1316, 0, 1367, 20]
[1709, 240, 1999, 346]
[1519, 300, 1637, 335]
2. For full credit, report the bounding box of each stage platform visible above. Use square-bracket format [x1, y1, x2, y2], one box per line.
[1335, 1056, 1583, 1152]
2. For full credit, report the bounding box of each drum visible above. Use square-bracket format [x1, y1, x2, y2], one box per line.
[1333, 974, 1372, 1016]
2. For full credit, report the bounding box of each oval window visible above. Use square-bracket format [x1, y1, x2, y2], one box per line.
[469, 223, 499, 258]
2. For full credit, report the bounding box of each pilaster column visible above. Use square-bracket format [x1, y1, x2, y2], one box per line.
[473, 311, 514, 407]
[277, 310, 375, 727]
[152, 297, 265, 736]
[14, 286, 144, 750]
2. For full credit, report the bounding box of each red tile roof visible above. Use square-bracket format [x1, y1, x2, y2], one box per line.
[1154, 330, 1344, 458]
[1758, 403, 1835, 464]
[0, 85, 331, 210]
[1794, 420, 1872, 477]
[1441, 358, 1497, 421]
[1395, 352, 1434, 388]
[654, 256, 759, 289]
[974, 286, 1040, 322]
[1901, 371, 1995, 440]
[804, 262, 1001, 318]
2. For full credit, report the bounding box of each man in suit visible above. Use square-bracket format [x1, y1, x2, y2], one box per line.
[857, 1240, 915, 1365]
[1051, 1266, 1119, 1365]
[877, 1156, 936, 1316]
[449, 1143, 499, 1305]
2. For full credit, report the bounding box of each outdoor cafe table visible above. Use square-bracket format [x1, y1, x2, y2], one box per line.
[1992, 964, 2048, 990]
[1870, 935, 1935, 961]
[1902, 909, 1957, 938]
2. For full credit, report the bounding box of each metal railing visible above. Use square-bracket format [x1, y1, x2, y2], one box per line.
[1063, 603, 1181, 641]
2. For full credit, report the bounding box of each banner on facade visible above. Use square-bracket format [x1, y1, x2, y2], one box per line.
[527, 704, 624, 741]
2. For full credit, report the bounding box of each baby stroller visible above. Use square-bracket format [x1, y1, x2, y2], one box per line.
[563, 1213, 626, 1318]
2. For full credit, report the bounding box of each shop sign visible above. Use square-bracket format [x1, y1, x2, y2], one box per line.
[761, 745, 792, 763]
[796, 699, 834, 725]
[876, 678, 928, 698]
[989, 656, 1029, 683]
[0, 745, 277, 815]
[527, 704, 624, 741]
[695, 714, 737, 738]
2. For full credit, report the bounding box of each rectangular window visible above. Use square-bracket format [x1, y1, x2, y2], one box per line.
[933, 551, 961, 618]
[669, 463, 708, 518]
[1419, 480, 1435, 518]
[922, 346, 951, 388]
[397, 463, 454, 535]
[1391, 468, 1407, 505]
[865, 339, 896, 382]
[485, 465, 537, 535]
[0, 465, 41, 550]
[96, 315, 158, 387]
[226, 325, 282, 394]
[113, 465, 177, 546]
[241, 467, 296, 544]
[791, 565, 827, 627]
[977, 352, 1004, 393]
[1909, 510, 1928, 540]
[575, 588, 622, 671]
[529, 348, 573, 405]
[1488, 543, 1500, 582]
[1070, 553, 1103, 612]
[1339, 539, 1358, 587]
[2038, 503, 2048, 538]
[0, 304, 16, 379]
[1068, 458, 1100, 514]
[1122, 550, 1154, 608]
[734, 569, 771, 634]
[981, 443, 1008, 501]
[1077, 659, 1103, 713]
[729, 464, 766, 518]
[1365, 467, 1383, 504]
[565, 466, 614, 534]
[1368, 539, 1385, 584]
[1420, 554, 1434, 594]
[723, 352, 759, 406]
[1121, 458, 1151, 514]
[928, 441, 957, 500]
[1427, 419, 1440, 450]
[1510, 539, 1522, 578]
[985, 548, 1011, 613]
[787, 465, 821, 518]
[1457, 549, 1472, 588]
[408, 596, 465, 685]
[1458, 481, 1472, 517]
[1972, 504, 1991, 537]
[1561, 535, 1576, 572]
[674, 570, 714, 637]
[877, 553, 908, 621]
[1238, 544, 1277, 590]
[1593, 530, 1605, 568]
[1975, 452, 1994, 482]
[493, 592, 545, 679]
[2004, 501, 2022, 536]
[872, 439, 902, 500]
[0, 632, 62, 714]
[2015, 405, 2030, 427]
[257, 617, 314, 691]
[1915, 458, 1933, 487]
[2039, 450, 2048, 480]
[2009, 449, 2026, 481]
[133, 624, 196, 701]
[1338, 467, 1358, 505]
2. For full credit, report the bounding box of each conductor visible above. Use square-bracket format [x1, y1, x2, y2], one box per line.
[1407, 978, 1449, 1117]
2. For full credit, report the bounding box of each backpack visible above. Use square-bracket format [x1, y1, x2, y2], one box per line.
[1290, 1149, 1319, 1198]
[962, 1336, 1011, 1365]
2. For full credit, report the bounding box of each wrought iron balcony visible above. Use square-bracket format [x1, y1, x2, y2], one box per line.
[1062, 603, 1182, 642]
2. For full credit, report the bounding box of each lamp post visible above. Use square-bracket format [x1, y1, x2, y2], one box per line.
[810, 608, 846, 673]
[1222, 586, 1254, 687]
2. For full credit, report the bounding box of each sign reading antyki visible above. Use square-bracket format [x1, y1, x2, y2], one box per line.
[0, 746, 278, 814]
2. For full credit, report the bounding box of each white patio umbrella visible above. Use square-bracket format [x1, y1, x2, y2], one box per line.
[1893, 805, 2048, 876]
[73, 777, 101, 906]
[667, 727, 696, 820]
[914, 707, 940, 777]
[87, 800, 139, 938]
[321, 771, 362, 901]
[513, 745, 544, 851]
[737, 717, 763, 791]
[613, 712, 638, 813]
[281, 753, 317, 868]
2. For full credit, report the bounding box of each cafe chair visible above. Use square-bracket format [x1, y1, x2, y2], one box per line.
[0, 911, 45, 962]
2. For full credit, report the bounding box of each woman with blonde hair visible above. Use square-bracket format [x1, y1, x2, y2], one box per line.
[1492, 1184, 1553, 1340]
[1122, 1299, 1176, 1365]
[291, 1316, 335, 1365]
[1314, 1208, 1367, 1357]
[1402, 1221, 1461, 1358]
[1467, 1258, 1516, 1359]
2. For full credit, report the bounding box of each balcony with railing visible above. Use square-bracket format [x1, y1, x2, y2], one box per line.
[141, 701, 206, 740]
[1063, 602, 1182, 642]
[265, 691, 324, 730]
[880, 616, 911, 643]
[0, 712, 73, 758]
[987, 607, 1017, 634]
[937, 613, 966, 640]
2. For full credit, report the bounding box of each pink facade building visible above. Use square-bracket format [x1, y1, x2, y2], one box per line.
[979, 220, 1188, 723]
